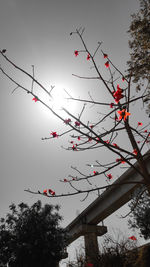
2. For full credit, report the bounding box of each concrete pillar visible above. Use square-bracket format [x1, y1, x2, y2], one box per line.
[83, 225, 107, 267]
[84, 232, 100, 266]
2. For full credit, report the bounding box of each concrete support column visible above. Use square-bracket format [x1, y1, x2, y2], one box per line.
[83, 225, 107, 267]
[84, 232, 100, 266]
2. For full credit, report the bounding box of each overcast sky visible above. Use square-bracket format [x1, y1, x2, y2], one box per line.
[0, 0, 150, 264]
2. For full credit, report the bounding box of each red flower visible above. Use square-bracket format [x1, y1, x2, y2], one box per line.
[110, 103, 114, 108]
[78, 136, 81, 141]
[105, 61, 109, 68]
[129, 236, 137, 241]
[137, 141, 140, 144]
[51, 132, 58, 138]
[64, 179, 68, 182]
[88, 137, 92, 142]
[48, 189, 55, 195]
[74, 50, 79, 57]
[72, 145, 77, 151]
[90, 125, 94, 129]
[96, 137, 100, 142]
[75, 121, 80, 127]
[43, 189, 47, 195]
[113, 85, 124, 103]
[107, 173, 113, 179]
[103, 53, 108, 58]
[93, 171, 98, 175]
[87, 54, 90, 60]
[70, 141, 74, 144]
[32, 97, 38, 102]
[144, 130, 147, 133]
[113, 143, 119, 148]
[117, 109, 131, 121]
[122, 76, 125, 81]
[138, 122, 143, 126]
[116, 158, 125, 164]
[133, 149, 138, 155]
[64, 118, 71, 124]
[104, 140, 109, 144]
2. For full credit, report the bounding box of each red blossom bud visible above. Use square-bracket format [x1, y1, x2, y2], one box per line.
[43, 189, 47, 195]
[129, 236, 136, 241]
[103, 53, 108, 58]
[74, 50, 79, 57]
[105, 61, 109, 68]
[133, 149, 138, 155]
[51, 132, 58, 138]
[87, 54, 90, 60]
[93, 171, 98, 175]
[75, 121, 80, 127]
[110, 103, 114, 108]
[107, 173, 113, 179]
[32, 97, 38, 102]
[64, 118, 71, 124]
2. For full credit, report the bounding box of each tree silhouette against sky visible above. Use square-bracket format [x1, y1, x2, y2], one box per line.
[0, 201, 67, 267]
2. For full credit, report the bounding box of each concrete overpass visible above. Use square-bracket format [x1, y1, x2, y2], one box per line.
[65, 150, 150, 265]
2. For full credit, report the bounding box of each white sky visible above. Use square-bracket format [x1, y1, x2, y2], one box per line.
[0, 0, 150, 265]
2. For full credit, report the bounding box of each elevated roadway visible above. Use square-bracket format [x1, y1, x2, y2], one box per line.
[66, 151, 150, 244]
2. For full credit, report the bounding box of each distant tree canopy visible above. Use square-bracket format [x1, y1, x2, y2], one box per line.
[127, 0, 150, 114]
[0, 201, 67, 267]
[128, 185, 150, 240]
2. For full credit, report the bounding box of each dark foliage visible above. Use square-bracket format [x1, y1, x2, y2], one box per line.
[128, 185, 150, 240]
[0, 201, 67, 267]
[127, 0, 150, 114]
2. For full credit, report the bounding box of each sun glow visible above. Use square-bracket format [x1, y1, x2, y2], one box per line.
[50, 84, 76, 112]
[39, 84, 77, 120]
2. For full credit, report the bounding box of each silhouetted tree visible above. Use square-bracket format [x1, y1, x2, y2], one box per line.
[0, 201, 67, 267]
[127, 0, 150, 114]
[0, 27, 150, 201]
